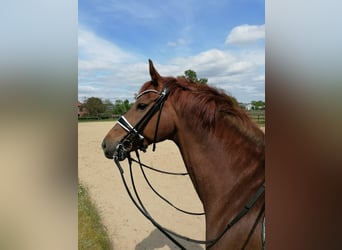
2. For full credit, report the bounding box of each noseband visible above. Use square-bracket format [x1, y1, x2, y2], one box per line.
[114, 88, 169, 161]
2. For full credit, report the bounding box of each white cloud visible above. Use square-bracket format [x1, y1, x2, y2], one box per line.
[78, 26, 264, 103]
[78, 26, 138, 70]
[169, 49, 258, 78]
[252, 75, 265, 82]
[78, 26, 146, 100]
[154, 49, 264, 102]
[78, 85, 100, 96]
[226, 24, 265, 45]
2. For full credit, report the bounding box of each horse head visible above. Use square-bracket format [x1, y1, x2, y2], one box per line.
[102, 60, 177, 160]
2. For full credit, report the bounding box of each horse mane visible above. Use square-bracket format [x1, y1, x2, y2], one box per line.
[141, 76, 264, 145]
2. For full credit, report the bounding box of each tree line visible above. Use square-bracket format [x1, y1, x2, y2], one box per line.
[80, 69, 265, 118]
[249, 100, 265, 110]
[80, 69, 206, 118]
[81, 97, 133, 118]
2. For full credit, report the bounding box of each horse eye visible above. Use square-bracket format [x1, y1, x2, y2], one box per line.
[137, 103, 148, 110]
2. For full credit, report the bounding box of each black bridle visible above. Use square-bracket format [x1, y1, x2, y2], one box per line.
[114, 88, 169, 161]
[112, 87, 265, 249]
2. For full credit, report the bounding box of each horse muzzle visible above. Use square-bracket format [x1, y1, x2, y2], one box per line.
[101, 139, 116, 159]
[113, 137, 147, 161]
[102, 133, 147, 160]
[113, 140, 131, 161]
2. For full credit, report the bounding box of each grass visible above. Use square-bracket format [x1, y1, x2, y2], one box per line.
[78, 182, 112, 250]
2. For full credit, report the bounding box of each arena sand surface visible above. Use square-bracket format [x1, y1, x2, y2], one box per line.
[78, 121, 206, 250]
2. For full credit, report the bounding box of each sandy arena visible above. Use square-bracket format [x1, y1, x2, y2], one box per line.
[78, 121, 206, 249]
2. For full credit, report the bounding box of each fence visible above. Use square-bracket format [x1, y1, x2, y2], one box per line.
[78, 110, 265, 125]
[246, 110, 265, 125]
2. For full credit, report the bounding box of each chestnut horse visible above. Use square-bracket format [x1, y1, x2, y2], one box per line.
[102, 60, 265, 249]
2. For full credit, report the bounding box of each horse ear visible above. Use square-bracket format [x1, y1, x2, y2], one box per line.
[149, 59, 161, 87]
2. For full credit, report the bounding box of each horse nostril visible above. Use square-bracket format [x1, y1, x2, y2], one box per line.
[101, 140, 106, 150]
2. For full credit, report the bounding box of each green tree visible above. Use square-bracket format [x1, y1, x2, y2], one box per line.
[103, 99, 113, 106]
[180, 70, 240, 104]
[112, 99, 133, 115]
[103, 99, 113, 111]
[180, 69, 208, 84]
[251, 100, 265, 110]
[123, 99, 131, 111]
[113, 100, 124, 115]
[84, 97, 106, 116]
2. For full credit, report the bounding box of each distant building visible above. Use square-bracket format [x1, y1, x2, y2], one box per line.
[239, 103, 255, 110]
[78, 101, 88, 117]
[245, 103, 255, 110]
[241, 103, 266, 110]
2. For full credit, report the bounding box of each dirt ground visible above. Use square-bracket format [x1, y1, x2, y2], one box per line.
[78, 121, 206, 249]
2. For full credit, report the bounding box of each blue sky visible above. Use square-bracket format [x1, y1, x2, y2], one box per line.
[79, 0, 264, 103]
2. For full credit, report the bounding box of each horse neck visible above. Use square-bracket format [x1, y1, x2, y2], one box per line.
[172, 113, 265, 240]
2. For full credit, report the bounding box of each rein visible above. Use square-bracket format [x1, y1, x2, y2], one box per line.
[133, 150, 205, 216]
[114, 154, 265, 249]
[112, 87, 265, 249]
